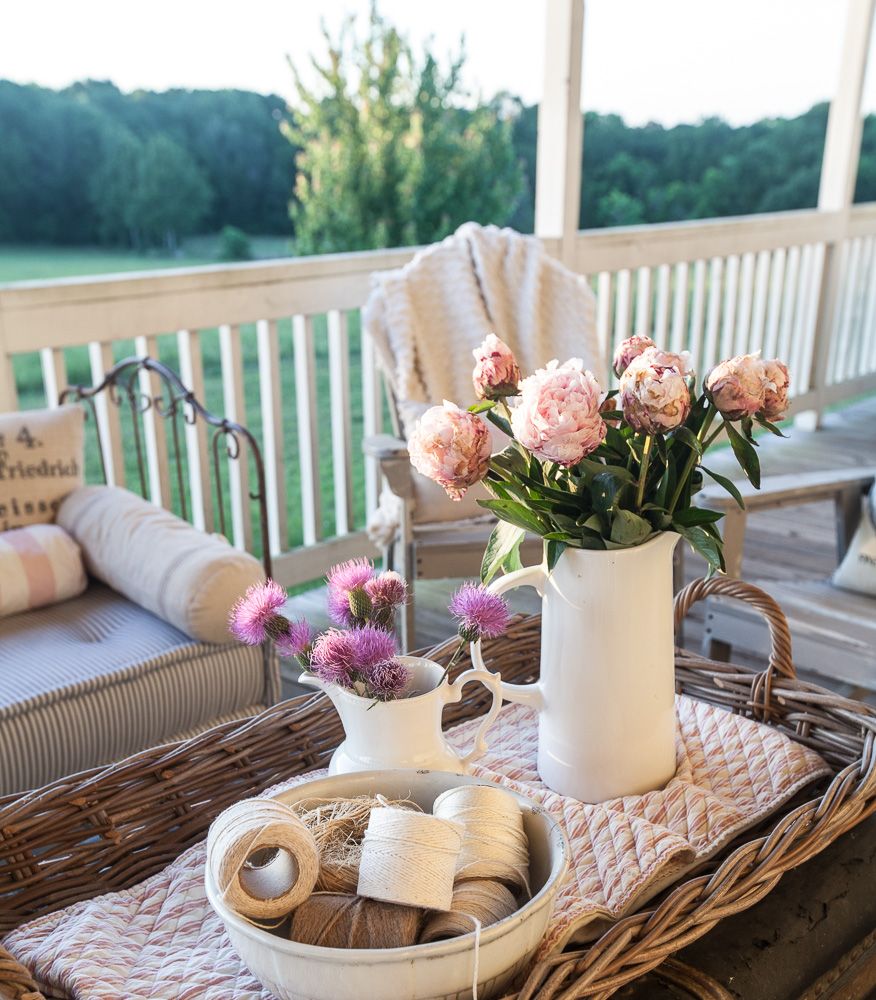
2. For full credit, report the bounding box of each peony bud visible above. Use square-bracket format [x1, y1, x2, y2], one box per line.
[705, 353, 769, 420]
[472, 334, 522, 400]
[619, 355, 691, 434]
[612, 336, 656, 377]
[759, 359, 790, 422]
[409, 401, 492, 501]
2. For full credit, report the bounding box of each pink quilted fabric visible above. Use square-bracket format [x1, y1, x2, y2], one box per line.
[4, 696, 830, 999]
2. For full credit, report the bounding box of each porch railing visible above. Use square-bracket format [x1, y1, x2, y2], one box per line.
[2, 206, 875, 588]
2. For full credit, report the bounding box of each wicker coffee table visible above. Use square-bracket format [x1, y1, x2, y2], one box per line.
[1, 576, 874, 1000]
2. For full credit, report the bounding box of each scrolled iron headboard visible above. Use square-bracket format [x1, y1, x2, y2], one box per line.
[59, 355, 272, 579]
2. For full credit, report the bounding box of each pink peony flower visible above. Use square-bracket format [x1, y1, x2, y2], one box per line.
[705, 353, 769, 420]
[409, 401, 492, 501]
[612, 336, 656, 377]
[619, 354, 692, 434]
[472, 334, 522, 399]
[759, 359, 791, 422]
[509, 359, 606, 466]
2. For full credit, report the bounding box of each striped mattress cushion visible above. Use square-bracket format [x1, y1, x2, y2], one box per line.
[0, 524, 87, 617]
[0, 582, 280, 795]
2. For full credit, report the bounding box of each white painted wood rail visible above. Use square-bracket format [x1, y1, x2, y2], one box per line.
[1, 210, 876, 585]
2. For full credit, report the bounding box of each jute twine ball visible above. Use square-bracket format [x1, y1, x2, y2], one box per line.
[288, 892, 423, 949]
[206, 799, 320, 920]
[293, 795, 422, 894]
[419, 878, 519, 943]
[357, 806, 464, 911]
[432, 784, 530, 893]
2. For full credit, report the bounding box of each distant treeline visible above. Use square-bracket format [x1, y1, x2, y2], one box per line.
[2, 78, 876, 249]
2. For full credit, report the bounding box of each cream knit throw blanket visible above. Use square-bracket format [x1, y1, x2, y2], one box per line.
[363, 221, 605, 436]
[362, 222, 604, 545]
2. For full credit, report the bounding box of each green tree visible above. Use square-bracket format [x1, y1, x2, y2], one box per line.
[125, 133, 213, 249]
[89, 124, 142, 244]
[284, 6, 522, 253]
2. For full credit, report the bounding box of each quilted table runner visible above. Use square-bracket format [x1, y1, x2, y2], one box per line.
[3, 695, 830, 999]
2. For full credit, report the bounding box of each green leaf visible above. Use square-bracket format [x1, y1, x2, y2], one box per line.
[485, 408, 513, 438]
[752, 413, 789, 438]
[701, 465, 746, 509]
[477, 499, 546, 535]
[674, 524, 725, 575]
[591, 467, 635, 518]
[546, 538, 567, 572]
[672, 426, 703, 456]
[468, 399, 497, 414]
[481, 521, 525, 584]
[671, 507, 725, 527]
[610, 509, 654, 546]
[724, 420, 762, 489]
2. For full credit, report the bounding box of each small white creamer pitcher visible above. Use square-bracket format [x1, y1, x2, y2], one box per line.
[299, 656, 503, 775]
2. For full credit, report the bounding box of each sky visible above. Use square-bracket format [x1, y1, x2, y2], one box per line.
[0, 0, 872, 127]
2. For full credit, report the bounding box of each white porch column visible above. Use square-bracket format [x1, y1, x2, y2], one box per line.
[534, 0, 585, 268]
[803, 0, 875, 426]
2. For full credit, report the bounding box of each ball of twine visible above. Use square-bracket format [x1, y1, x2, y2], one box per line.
[289, 892, 423, 949]
[293, 794, 422, 894]
[207, 798, 319, 920]
[432, 784, 530, 893]
[419, 878, 519, 943]
[357, 806, 464, 912]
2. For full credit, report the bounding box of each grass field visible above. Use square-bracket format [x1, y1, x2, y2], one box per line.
[0, 235, 294, 283]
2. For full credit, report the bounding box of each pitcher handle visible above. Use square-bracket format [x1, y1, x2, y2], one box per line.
[443, 668, 504, 769]
[470, 563, 547, 712]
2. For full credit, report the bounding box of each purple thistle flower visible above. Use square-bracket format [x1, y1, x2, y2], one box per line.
[448, 582, 511, 643]
[327, 587, 356, 627]
[366, 657, 412, 699]
[228, 580, 289, 644]
[352, 625, 399, 669]
[275, 619, 315, 663]
[311, 629, 359, 686]
[365, 571, 408, 612]
[326, 558, 375, 595]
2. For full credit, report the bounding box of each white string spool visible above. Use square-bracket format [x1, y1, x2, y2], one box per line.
[207, 798, 320, 920]
[432, 784, 530, 893]
[357, 806, 464, 911]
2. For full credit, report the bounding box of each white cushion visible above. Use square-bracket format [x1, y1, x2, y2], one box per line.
[832, 486, 876, 597]
[57, 485, 266, 644]
[0, 523, 87, 617]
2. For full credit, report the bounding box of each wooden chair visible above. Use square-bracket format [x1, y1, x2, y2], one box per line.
[362, 222, 606, 649]
[696, 467, 876, 692]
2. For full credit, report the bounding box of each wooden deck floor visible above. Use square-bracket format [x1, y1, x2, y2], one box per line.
[282, 392, 876, 703]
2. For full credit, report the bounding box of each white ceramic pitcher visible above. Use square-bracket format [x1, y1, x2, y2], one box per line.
[470, 532, 679, 803]
[299, 656, 503, 775]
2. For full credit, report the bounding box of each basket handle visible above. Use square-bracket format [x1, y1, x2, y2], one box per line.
[673, 576, 796, 681]
[0, 942, 45, 999]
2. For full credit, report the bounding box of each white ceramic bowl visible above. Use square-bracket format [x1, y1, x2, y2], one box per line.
[206, 769, 570, 1000]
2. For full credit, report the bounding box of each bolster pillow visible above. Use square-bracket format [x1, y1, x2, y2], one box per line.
[57, 485, 265, 644]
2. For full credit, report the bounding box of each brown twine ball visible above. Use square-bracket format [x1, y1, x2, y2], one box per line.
[292, 794, 423, 894]
[419, 879, 519, 943]
[288, 892, 424, 949]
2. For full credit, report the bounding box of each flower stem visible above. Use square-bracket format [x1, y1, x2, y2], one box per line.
[635, 434, 654, 512]
[438, 640, 466, 687]
[667, 407, 718, 515]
